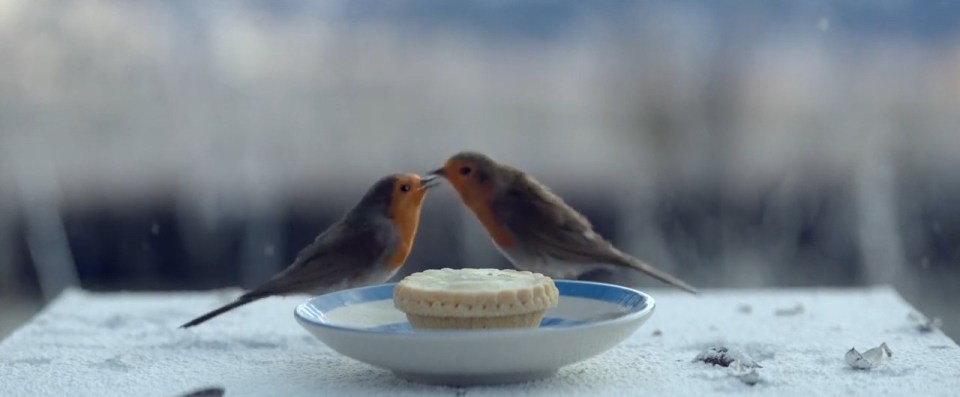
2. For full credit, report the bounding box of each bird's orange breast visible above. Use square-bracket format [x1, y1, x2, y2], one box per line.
[463, 197, 516, 249]
[387, 207, 421, 270]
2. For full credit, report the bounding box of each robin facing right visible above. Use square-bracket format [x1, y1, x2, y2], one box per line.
[180, 172, 436, 328]
[429, 151, 697, 294]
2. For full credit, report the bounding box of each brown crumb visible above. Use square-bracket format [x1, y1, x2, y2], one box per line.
[695, 346, 734, 367]
[775, 304, 804, 316]
[694, 346, 762, 368]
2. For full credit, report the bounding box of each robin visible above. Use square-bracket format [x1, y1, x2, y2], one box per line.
[428, 151, 697, 294]
[180, 173, 437, 328]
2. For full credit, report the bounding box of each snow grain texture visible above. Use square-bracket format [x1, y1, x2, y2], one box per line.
[1, 286, 958, 397]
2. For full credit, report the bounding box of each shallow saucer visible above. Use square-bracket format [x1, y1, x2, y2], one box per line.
[294, 280, 655, 385]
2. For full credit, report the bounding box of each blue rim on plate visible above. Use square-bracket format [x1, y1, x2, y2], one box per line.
[294, 280, 654, 336]
[294, 280, 657, 385]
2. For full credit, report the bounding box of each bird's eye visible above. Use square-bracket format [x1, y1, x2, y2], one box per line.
[459, 166, 472, 175]
[400, 184, 411, 192]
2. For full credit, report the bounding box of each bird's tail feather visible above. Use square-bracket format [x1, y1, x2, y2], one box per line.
[615, 253, 698, 294]
[179, 292, 266, 328]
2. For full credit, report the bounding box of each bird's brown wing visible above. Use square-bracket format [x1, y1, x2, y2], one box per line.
[179, 220, 393, 328]
[492, 174, 624, 264]
[493, 174, 698, 294]
[249, 219, 393, 296]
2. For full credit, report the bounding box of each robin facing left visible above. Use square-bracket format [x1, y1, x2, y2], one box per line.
[429, 151, 697, 294]
[180, 173, 437, 328]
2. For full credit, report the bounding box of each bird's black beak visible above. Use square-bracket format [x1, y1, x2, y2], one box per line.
[419, 174, 440, 190]
[418, 168, 444, 190]
[428, 167, 445, 177]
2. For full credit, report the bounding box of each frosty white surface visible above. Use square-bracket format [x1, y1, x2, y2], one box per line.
[1, 286, 958, 397]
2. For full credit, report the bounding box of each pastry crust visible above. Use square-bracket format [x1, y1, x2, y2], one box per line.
[393, 268, 559, 329]
[405, 312, 547, 330]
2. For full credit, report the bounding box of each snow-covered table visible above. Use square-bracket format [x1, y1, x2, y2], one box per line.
[1, 286, 958, 397]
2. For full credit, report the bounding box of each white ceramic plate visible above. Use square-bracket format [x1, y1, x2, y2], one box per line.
[294, 280, 655, 385]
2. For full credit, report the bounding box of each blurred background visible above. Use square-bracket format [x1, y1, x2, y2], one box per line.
[1, 0, 958, 340]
